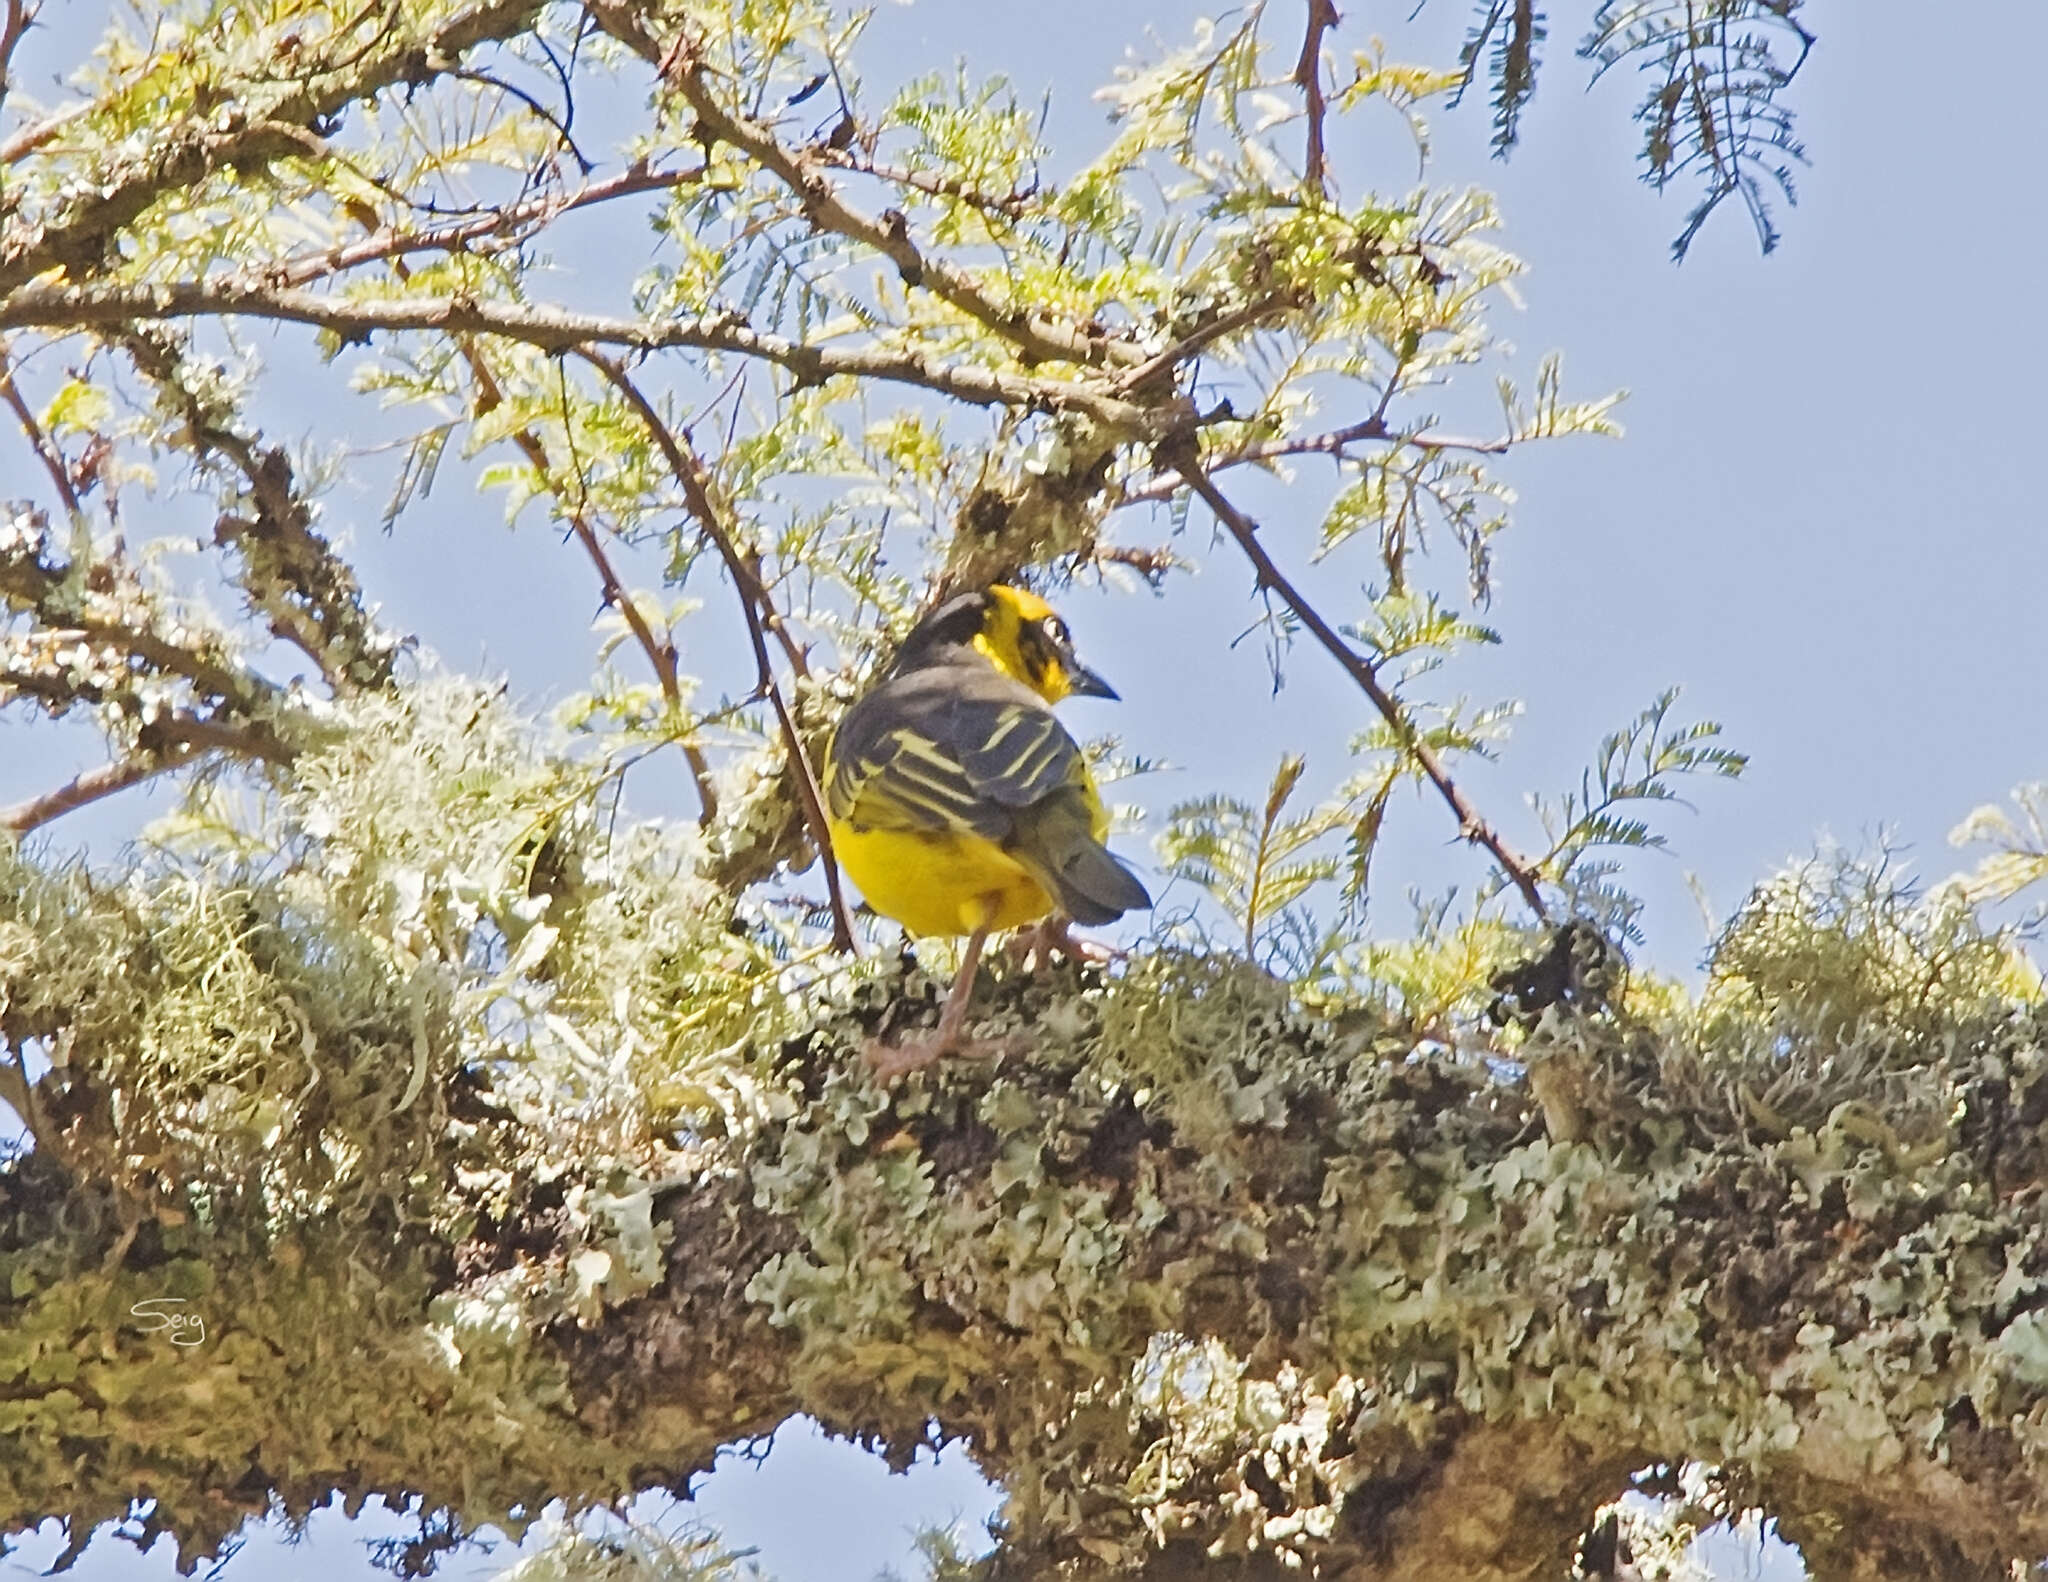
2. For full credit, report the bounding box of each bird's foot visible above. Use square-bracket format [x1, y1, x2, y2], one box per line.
[863, 1030, 1022, 1084]
[1006, 915, 1126, 972]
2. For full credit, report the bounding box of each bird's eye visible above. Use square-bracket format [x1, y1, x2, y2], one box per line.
[1043, 616, 1069, 646]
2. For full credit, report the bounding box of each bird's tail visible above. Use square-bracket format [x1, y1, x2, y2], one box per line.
[1016, 793, 1152, 926]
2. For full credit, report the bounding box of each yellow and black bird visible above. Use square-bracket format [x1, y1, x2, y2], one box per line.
[825, 585, 1151, 1076]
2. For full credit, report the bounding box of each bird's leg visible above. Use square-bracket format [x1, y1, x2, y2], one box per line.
[1006, 913, 1125, 972]
[928, 919, 991, 1049]
[865, 919, 1014, 1081]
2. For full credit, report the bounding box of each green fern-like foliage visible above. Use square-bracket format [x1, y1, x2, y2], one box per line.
[1530, 688, 1747, 939]
[1452, 0, 1551, 156]
[1579, 0, 1815, 258]
[1442, 0, 1813, 258]
[1159, 755, 1351, 964]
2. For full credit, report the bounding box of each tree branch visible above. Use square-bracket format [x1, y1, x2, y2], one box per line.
[1293, 0, 1340, 201]
[0, 0, 31, 144]
[0, 540, 261, 714]
[579, 349, 857, 954]
[144, 711, 295, 764]
[559, 506, 719, 827]
[120, 328, 398, 694]
[266, 162, 704, 291]
[589, 1, 1144, 373]
[439, 336, 721, 827]
[0, 704, 291, 838]
[0, 97, 87, 166]
[0, 742, 200, 835]
[1111, 293, 1303, 400]
[1171, 450, 1549, 919]
[1, 962, 2042, 1575]
[0, 346, 83, 522]
[446, 64, 594, 175]
[1116, 415, 1509, 506]
[0, 280, 1158, 433]
[0, 0, 550, 297]
[817, 147, 1040, 220]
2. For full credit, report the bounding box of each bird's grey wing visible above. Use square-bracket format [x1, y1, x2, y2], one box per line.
[827, 666, 1078, 837]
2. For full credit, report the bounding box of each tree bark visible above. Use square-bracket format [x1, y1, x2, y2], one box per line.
[3, 954, 2044, 1579]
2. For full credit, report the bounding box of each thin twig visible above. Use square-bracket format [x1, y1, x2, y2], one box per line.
[817, 148, 1040, 220]
[0, 0, 30, 131]
[450, 341, 720, 824]
[1117, 415, 1508, 506]
[563, 513, 677, 706]
[0, 347, 83, 520]
[448, 64, 593, 173]
[578, 350, 813, 677]
[560, 509, 719, 825]
[0, 743, 201, 835]
[1294, 0, 1340, 201]
[331, 198, 719, 816]
[1111, 293, 1299, 398]
[550, 362, 679, 711]
[1171, 450, 1549, 920]
[267, 163, 700, 290]
[580, 349, 857, 954]
[0, 97, 89, 165]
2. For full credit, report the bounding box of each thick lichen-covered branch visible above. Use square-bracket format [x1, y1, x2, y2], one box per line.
[0, 741, 2044, 1579]
[0, 7, 1922, 1578]
[0, 504, 295, 749]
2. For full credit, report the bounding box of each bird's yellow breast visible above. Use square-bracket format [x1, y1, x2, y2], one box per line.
[829, 819, 1055, 938]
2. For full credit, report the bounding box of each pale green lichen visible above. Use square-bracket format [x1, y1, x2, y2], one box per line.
[3, 696, 2046, 1577]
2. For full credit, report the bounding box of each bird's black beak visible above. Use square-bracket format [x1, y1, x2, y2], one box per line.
[1066, 660, 1119, 700]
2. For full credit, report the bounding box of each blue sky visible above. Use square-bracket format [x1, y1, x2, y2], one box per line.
[1, 0, 2039, 1576]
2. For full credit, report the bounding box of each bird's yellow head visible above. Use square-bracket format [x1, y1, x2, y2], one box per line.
[972, 585, 1117, 703]
[894, 584, 1118, 703]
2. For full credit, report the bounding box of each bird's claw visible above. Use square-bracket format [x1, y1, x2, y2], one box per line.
[863, 1031, 1023, 1084]
[1006, 916, 1125, 972]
